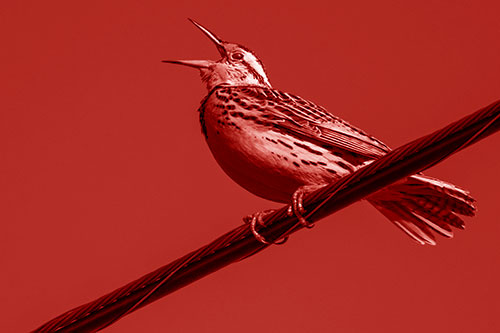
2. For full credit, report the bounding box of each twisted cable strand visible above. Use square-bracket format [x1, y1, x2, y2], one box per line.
[34, 99, 500, 332]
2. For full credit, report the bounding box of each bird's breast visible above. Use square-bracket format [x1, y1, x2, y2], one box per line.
[198, 87, 355, 203]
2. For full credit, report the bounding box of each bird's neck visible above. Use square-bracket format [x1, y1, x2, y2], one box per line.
[200, 64, 271, 91]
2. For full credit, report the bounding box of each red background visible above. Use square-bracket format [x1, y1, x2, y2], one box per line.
[2, 1, 500, 332]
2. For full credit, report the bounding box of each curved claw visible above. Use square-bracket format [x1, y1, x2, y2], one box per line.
[244, 210, 289, 245]
[250, 213, 270, 244]
[288, 184, 327, 228]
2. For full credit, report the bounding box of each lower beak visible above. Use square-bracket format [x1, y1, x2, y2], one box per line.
[162, 59, 213, 69]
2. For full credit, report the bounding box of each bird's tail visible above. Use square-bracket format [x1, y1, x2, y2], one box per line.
[368, 174, 476, 245]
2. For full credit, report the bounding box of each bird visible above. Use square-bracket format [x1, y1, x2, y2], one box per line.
[163, 19, 476, 245]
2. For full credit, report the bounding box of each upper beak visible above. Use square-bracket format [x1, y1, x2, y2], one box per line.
[162, 19, 227, 68]
[188, 18, 226, 57]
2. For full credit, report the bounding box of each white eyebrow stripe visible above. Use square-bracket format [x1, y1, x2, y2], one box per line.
[245, 56, 270, 85]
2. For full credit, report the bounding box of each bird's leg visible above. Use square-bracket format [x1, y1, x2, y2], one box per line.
[288, 184, 327, 228]
[243, 184, 326, 244]
[243, 209, 288, 245]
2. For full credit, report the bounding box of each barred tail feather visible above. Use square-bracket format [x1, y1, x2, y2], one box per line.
[369, 174, 476, 245]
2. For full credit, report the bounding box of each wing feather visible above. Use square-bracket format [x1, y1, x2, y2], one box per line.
[233, 86, 390, 158]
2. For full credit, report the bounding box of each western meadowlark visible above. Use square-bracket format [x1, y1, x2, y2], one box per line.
[163, 19, 476, 245]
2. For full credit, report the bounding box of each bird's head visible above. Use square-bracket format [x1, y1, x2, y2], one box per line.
[163, 19, 272, 91]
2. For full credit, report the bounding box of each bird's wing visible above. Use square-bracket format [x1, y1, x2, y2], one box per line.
[235, 86, 391, 159]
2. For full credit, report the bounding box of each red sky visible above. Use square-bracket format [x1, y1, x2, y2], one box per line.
[2, 1, 500, 332]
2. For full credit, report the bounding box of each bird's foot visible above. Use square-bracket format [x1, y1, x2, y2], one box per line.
[243, 209, 288, 245]
[287, 184, 327, 228]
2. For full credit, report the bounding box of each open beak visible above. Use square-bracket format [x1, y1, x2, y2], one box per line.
[162, 19, 226, 68]
[161, 59, 212, 68]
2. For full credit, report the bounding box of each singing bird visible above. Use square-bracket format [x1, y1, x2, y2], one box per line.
[163, 19, 476, 245]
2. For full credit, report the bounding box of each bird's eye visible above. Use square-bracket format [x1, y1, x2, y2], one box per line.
[231, 52, 244, 60]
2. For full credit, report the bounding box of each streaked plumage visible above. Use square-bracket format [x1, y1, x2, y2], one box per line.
[164, 20, 476, 245]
